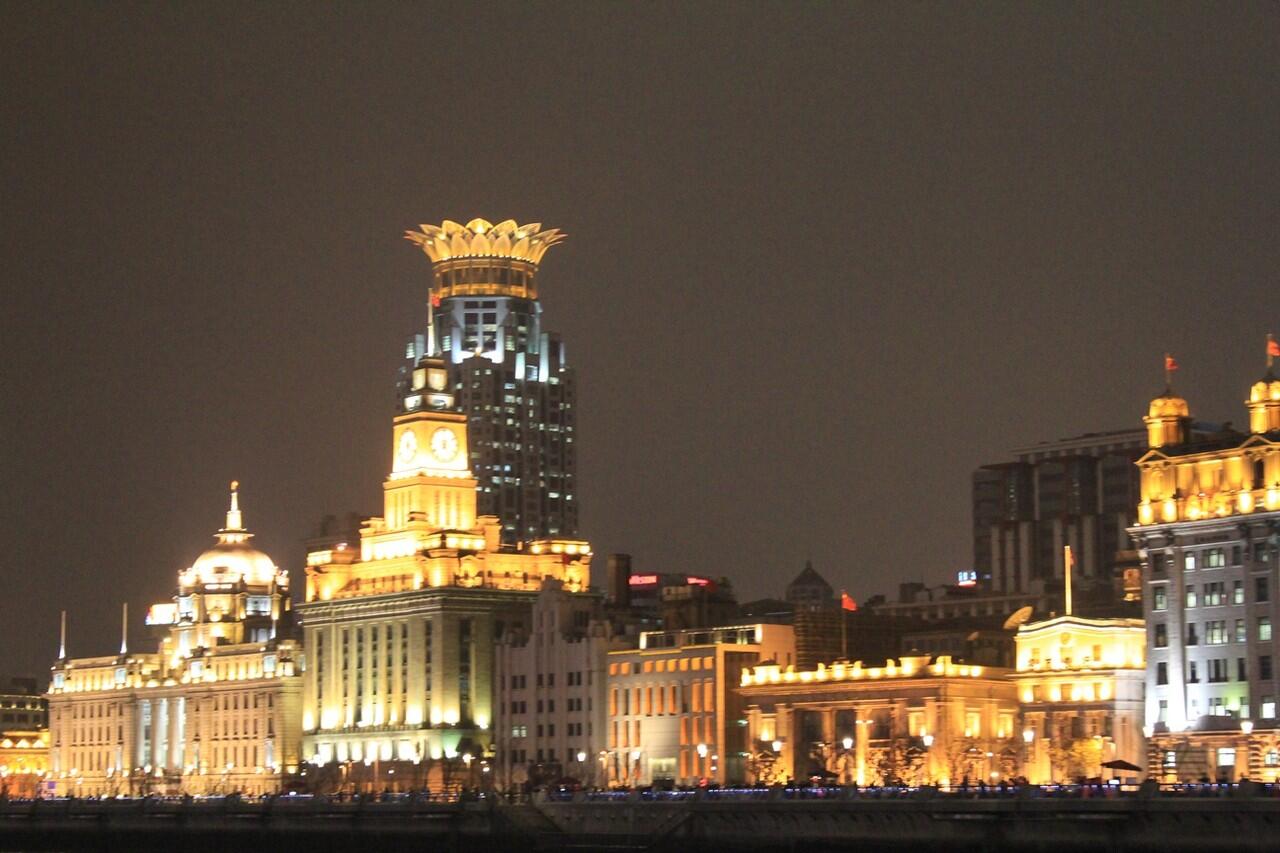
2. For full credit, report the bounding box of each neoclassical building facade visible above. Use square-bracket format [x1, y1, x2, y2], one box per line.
[47, 486, 303, 795]
[298, 356, 591, 790]
[1129, 361, 1280, 781]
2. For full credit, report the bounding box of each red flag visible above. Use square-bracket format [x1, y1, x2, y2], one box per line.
[841, 591, 857, 612]
[1268, 338, 1280, 358]
[1164, 354, 1179, 373]
[430, 292, 441, 308]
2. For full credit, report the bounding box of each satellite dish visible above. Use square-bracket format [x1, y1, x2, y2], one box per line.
[1003, 605, 1034, 631]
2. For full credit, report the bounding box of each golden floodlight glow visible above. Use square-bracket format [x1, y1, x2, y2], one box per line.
[405, 219, 566, 265]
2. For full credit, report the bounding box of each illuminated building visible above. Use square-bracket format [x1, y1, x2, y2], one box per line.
[494, 580, 622, 790]
[606, 624, 794, 787]
[400, 219, 578, 546]
[0, 678, 48, 798]
[1128, 366, 1280, 781]
[298, 357, 591, 790]
[47, 485, 303, 796]
[740, 656, 1018, 787]
[1013, 615, 1146, 782]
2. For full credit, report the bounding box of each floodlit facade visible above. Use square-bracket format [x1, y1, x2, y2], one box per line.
[400, 218, 578, 546]
[47, 486, 303, 796]
[740, 656, 1019, 787]
[1014, 615, 1146, 782]
[494, 580, 617, 790]
[607, 624, 795, 787]
[298, 358, 591, 791]
[1129, 366, 1280, 781]
[0, 679, 49, 798]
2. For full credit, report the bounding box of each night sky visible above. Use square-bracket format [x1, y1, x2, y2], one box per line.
[3, 4, 1278, 678]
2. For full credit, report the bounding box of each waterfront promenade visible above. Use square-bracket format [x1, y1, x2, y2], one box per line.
[1, 785, 1279, 853]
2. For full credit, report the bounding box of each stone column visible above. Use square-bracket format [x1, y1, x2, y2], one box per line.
[855, 708, 868, 786]
[136, 699, 148, 770]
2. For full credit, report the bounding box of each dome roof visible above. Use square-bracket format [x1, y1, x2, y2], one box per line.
[189, 540, 278, 586]
[1148, 393, 1189, 419]
[182, 482, 280, 587]
[1249, 373, 1280, 403]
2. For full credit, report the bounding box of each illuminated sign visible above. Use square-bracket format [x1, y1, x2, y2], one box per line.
[685, 576, 711, 587]
[956, 570, 978, 587]
[629, 574, 659, 586]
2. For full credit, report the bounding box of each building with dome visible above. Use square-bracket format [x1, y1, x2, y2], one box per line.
[1128, 357, 1280, 782]
[46, 485, 303, 796]
[297, 353, 591, 792]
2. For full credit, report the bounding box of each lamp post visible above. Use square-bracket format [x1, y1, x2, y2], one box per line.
[921, 733, 934, 787]
[630, 749, 642, 785]
[1022, 728, 1035, 784]
[840, 736, 854, 784]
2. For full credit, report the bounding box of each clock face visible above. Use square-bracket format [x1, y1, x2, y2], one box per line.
[430, 427, 459, 462]
[397, 429, 419, 466]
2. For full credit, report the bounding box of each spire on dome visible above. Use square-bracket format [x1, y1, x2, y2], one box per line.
[58, 610, 66, 660]
[217, 480, 252, 545]
[226, 480, 243, 530]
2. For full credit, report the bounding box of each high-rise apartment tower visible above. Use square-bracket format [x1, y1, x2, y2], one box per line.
[400, 219, 578, 546]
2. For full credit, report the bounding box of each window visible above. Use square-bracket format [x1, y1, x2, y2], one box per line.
[1235, 581, 1245, 605]
[1266, 751, 1280, 767]
[1158, 700, 1168, 722]
[1264, 696, 1277, 718]
[1152, 553, 1167, 576]
[1205, 549, 1226, 569]
[1258, 577, 1270, 603]
[1186, 587, 1198, 608]
[1237, 619, 1247, 643]
[1188, 661, 1200, 683]
[1162, 749, 1176, 769]
[1206, 621, 1227, 644]
[1154, 623, 1168, 648]
[1208, 697, 1227, 716]
[1261, 617, 1273, 642]
[1239, 658, 1248, 681]
[1185, 553, 1196, 572]
[1203, 582, 1225, 606]
[1187, 623, 1199, 645]
[1153, 587, 1167, 611]
[1156, 662, 1168, 685]
[1208, 658, 1228, 682]
[1262, 656, 1274, 681]
[1217, 747, 1236, 767]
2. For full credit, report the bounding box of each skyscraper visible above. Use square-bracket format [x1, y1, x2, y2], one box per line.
[400, 219, 578, 546]
[972, 429, 1150, 597]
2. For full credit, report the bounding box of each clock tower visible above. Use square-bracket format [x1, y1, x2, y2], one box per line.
[384, 356, 476, 531]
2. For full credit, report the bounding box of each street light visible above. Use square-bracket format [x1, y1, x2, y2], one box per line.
[696, 743, 708, 758]
[842, 736, 853, 750]
[1242, 720, 1255, 735]
[922, 733, 934, 748]
[1022, 729, 1035, 745]
[771, 740, 783, 753]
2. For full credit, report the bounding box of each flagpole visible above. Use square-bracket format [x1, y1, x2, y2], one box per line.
[1269, 333, 1275, 371]
[1164, 352, 1172, 389]
[841, 605, 848, 660]
[1064, 545, 1073, 617]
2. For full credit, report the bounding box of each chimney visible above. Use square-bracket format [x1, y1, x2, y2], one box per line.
[607, 553, 632, 608]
